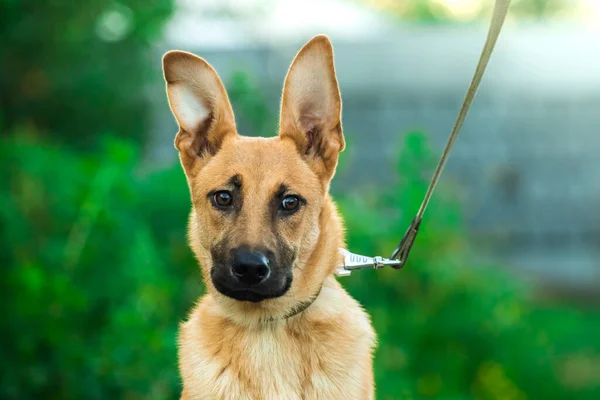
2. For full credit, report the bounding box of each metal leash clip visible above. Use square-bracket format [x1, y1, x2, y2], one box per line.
[336, 217, 421, 277]
[335, 248, 402, 277]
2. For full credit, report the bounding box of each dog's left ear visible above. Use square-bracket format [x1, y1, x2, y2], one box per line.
[279, 35, 344, 182]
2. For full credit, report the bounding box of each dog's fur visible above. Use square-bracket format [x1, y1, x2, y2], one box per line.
[163, 35, 376, 400]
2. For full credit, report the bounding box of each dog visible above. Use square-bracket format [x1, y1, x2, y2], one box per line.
[162, 34, 376, 400]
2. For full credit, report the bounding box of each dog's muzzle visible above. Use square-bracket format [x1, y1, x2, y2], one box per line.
[210, 246, 293, 303]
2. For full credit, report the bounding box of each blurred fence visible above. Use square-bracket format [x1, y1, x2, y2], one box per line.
[148, 25, 600, 291]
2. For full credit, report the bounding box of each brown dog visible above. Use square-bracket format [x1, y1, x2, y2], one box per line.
[162, 34, 376, 400]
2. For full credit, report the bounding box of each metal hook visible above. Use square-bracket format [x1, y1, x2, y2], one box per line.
[335, 248, 403, 277]
[335, 216, 422, 277]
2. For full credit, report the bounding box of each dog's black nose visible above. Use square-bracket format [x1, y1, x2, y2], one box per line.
[231, 248, 271, 286]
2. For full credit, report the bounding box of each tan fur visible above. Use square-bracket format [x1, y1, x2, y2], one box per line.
[163, 35, 376, 400]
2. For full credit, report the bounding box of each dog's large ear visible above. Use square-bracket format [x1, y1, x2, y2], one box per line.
[279, 35, 344, 182]
[163, 51, 236, 175]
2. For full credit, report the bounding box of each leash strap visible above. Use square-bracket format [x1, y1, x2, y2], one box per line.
[389, 0, 511, 267]
[336, 0, 511, 277]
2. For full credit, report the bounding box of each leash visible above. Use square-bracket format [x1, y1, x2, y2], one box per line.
[336, 0, 512, 277]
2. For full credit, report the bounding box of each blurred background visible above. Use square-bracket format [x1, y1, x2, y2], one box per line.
[2, 0, 599, 399]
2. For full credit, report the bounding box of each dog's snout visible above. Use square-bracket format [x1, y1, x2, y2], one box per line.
[231, 247, 271, 286]
[211, 244, 292, 302]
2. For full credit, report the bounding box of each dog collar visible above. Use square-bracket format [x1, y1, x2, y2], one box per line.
[281, 285, 322, 320]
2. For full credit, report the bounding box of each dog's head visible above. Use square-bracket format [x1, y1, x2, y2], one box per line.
[162, 35, 344, 317]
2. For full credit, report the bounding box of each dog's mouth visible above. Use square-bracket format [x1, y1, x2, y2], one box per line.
[217, 287, 287, 303]
[211, 267, 293, 303]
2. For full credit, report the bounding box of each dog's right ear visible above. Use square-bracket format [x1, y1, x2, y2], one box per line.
[162, 51, 236, 175]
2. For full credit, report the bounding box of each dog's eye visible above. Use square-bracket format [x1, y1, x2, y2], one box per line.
[281, 195, 300, 212]
[212, 190, 233, 209]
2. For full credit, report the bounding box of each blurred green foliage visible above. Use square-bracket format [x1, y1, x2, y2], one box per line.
[228, 71, 276, 138]
[336, 132, 600, 399]
[0, 0, 173, 149]
[1, 133, 200, 399]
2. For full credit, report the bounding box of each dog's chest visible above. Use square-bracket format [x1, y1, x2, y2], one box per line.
[179, 318, 371, 400]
